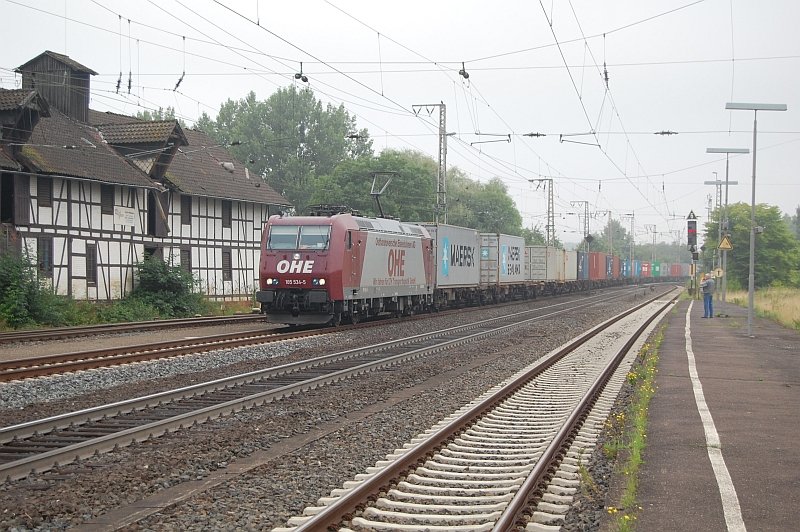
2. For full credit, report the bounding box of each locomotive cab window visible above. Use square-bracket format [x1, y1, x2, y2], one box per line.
[268, 225, 331, 250]
[299, 226, 330, 250]
[267, 225, 300, 250]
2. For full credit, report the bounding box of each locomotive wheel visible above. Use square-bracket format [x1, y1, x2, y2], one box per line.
[349, 312, 360, 325]
[329, 313, 342, 327]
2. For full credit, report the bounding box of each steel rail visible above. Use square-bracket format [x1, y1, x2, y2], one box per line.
[0, 314, 266, 345]
[290, 289, 677, 531]
[0, 291, 620, 443]
[0, 290, 636, 482]
[0, 287, 641, 381]
[0, 328, 320, 381]
[492, 291, 678, 530]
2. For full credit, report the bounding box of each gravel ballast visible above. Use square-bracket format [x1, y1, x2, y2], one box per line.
[0, 288, 664, 531]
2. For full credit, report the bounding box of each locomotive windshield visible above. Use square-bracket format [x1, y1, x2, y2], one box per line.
[267, 225, 331, 250]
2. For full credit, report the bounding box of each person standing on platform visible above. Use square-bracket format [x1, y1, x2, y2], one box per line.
[700, 273, 716, 318]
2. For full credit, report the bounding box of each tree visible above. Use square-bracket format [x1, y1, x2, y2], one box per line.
[591, 218, 631, 257]
[787, 205, 800, 240]
[136, 106, 187, 128]
[704, 203, 800, 288]
[198, 87, 372, 210]
[309, 149, 436, 221]
[446, 172, 522, 234]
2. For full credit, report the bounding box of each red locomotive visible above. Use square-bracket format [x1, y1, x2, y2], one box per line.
[256, 212, 434, 326]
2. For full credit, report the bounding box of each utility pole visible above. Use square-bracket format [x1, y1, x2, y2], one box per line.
[596, 210, 613, 255]
[413, 102, 447, 223]
[645, 224, 657, 263]
[703, 173, 723, 270]
[621, 213, 634, 267]
[706, 147, 747, 302]
[570, 201, 589, 251]
[529, 178, 554, 245]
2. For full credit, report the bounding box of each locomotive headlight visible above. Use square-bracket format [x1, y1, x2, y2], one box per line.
[312, 278, 326, 286]
[266, 278, 279, 285]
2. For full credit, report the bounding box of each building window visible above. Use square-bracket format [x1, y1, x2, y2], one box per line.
[181, 194, 192, 225]
[222, 249, 232, 281]
[143, 245, 162, 261]
[101, 184, 114, 215]
[222, 200, 232, 228]
[86, 243, 97, 285]
[38, 177, 52, 207]
[180, 248, 191, 272]
[37, 237, 53, 277]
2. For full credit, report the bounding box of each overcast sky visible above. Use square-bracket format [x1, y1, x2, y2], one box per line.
[2, 0, 798, 246]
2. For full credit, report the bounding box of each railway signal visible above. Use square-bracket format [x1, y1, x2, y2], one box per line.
[687, 210, 697, 249]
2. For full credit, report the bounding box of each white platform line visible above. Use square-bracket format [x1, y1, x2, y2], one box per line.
[685, 301, 746, 532]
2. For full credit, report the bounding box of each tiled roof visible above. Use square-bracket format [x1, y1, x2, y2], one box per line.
[18, 108, 156, 188]
[0, 89, 29, 111]
[16, 51, 98, 76]
[0, 147, 20, 170]
[0, 88, 50, 115]
[165, 129, 292, 207]
[97, 120, 186, 145]
[88, 109, 143, 126]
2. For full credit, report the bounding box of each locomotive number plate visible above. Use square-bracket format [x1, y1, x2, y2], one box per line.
[285, 279, 307, 285]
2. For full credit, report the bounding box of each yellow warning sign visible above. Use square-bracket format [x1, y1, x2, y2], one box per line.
[718, 236, 733, 251]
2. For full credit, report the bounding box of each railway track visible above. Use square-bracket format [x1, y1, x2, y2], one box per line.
[0, 326, 320, 382]
[0, 314, 266, 345]
[0, 289, 637, 483]
[0, 287, 642, 382]
[275, 289, 678, 531]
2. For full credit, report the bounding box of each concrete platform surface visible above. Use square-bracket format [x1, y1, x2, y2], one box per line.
[635, 299, 800, 532]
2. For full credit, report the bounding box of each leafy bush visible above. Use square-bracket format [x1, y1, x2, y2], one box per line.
[0, 252, 214, 329]
[0, 252, 42, 328]
[125, 257, 211, 318]
[95, 298, 161, 323]
[0, 253, 92, 328]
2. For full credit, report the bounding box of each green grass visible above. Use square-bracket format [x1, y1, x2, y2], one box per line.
[727, 287, 800, 331]
[602, 326, 664, 530]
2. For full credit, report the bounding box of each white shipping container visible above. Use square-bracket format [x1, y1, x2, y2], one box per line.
[524, 246, 566, 281]
[480, 233, 525, 285]
[422, 223, 481, 288]
[564, 250, 578, 281]
[554, 248, 566, 281]
[524, 245, 548, 280]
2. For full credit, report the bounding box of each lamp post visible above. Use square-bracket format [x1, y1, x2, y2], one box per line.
[725, 102, 787, 337]
[706, 146, 748, 302]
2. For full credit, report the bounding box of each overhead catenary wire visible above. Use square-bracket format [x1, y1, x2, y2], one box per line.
[3, 0, 794, 236]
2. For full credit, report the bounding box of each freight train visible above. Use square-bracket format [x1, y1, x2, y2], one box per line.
[256, 212, 688, 326]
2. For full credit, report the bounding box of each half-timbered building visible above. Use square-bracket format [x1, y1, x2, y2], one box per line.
[0, 51, 292, 302]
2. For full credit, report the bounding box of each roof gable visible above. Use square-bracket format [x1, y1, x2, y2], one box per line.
[0, 88, 50, 115]
[97, 120, 188, 146]
[16, 50, 98, 76]
[17, 108, 156, 188]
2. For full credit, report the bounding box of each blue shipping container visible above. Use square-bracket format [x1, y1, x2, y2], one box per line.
[622, 258, 630, 278]
[577, 251, 590, 280]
